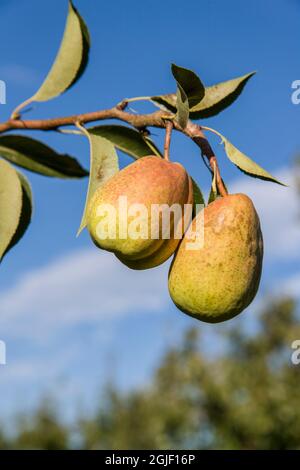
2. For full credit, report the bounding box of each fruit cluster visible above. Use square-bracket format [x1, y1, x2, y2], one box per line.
[88, 156, 263, 323]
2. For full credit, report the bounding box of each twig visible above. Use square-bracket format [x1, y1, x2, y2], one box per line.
[0, 108, 168, 134]
[0, 103, 227, 196]
[183, 122, 228, 196]
[210, 156, 228, 197]
[164, 120, 173, 161]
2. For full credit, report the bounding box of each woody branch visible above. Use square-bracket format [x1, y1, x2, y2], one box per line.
[0, 101, 227, 196]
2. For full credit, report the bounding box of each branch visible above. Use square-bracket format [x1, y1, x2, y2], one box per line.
[0, 107, 168, 133]
[0, 103, 227, 196]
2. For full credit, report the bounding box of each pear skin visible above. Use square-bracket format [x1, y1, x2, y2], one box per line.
[168, 194, 263, 322]
[88, 156, 193, 269]
[117, 173, 193, 270]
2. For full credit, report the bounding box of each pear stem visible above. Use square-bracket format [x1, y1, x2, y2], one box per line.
[185, 122, 228, 197]
[210, 156, 228, 197]
[164, 120, 173, 161]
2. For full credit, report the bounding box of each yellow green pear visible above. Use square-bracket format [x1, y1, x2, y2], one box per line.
[87, 156, 193, 269]
[168, 194, 263, 322]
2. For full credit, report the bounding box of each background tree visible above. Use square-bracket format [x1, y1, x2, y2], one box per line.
[78, 298, 300, 450]
[0, 297, 299, 450]
[0, 1, 295, 451]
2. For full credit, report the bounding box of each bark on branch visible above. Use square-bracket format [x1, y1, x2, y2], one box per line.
[0, 104, 227, 196]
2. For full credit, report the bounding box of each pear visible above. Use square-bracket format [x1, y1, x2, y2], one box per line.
[88, 156, 193, 269]
[168, 194, 263, 322]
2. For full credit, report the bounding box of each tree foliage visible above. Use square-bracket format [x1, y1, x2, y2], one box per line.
[1, 297, 299, 450]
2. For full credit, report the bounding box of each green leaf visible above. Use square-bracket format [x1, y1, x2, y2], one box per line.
[0, 159, 23, 259]
[207, 187, 217, 204]
[143, 137, 163, 158]
[190, 72, 256, 119]
[220, 135, 285, 186]
[0, 135, 88, 178]
[207, 178, 228, 204]
[206, 158, 229, 204]
[150, 72, 255, 119]
[3, 172, 33, 258]
[191, 178, 205, 205]
[191, 178, 205, 216]
[150, 93, 177, 113]
[19, 1, 90, 106]
[175, 83, 189, 129]
[88, 125, 162, 159]
[78, 131, 119, 235]
[205, 127, 285, 186]
[171, 64, 205, 108]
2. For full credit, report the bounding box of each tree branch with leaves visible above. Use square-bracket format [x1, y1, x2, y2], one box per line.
[0, 0, 283, 276]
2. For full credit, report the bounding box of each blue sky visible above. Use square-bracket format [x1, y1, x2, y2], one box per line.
[0, 0, 299, 424]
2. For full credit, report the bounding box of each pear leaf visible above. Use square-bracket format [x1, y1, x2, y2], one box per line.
[192, 178, 205, 206]
[78, 131, 119, 235]
[88, 125, 162, 159]
[143, 137, 163, 158]
[0, 135, 88, 178]
[207, 186, 217, 204]
[0, 159, 23, 259]
[150, 93, 177, 114]
[18, 1, 90, 108]
[219, 134, 286, 186]
[151, 72, 255, 119]
[175, 83, 189, 129]
[3, 171, 33, 258]
[191, 178, 205, 216]
[207, 176, 228, 204]
[171, 64, 205, 108]
[190, 72, 256, 119]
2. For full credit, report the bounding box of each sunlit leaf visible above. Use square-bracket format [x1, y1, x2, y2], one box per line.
[34, 0, 89, 101]
[14, 0, 90, 113]
[0, 159, 23, 259]
[203, 127, 285, 185]
[150, 72, 255, 119]
[175, 83, 189, 129]
[0, 135, 88, 178]
[220, 135, 285, 186]
[190, 72, 255, 118]
[207, 176, 228, 204]
[78, 131, 119, 235]
[89, 125, 162, 159]
[150, 93, 177, 113]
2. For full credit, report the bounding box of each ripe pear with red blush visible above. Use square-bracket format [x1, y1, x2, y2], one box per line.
[168, 193, 263, 322]
[88, 156, 193, 270]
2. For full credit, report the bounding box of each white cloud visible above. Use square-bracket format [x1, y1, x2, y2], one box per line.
[0, 248, 169, 340]
[0, 249, 170, 422]
[281, 272, 300, 298]
[0, 166, 298, 421]
[229, 167, 299, 262]
[0, 165, 298, 342]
